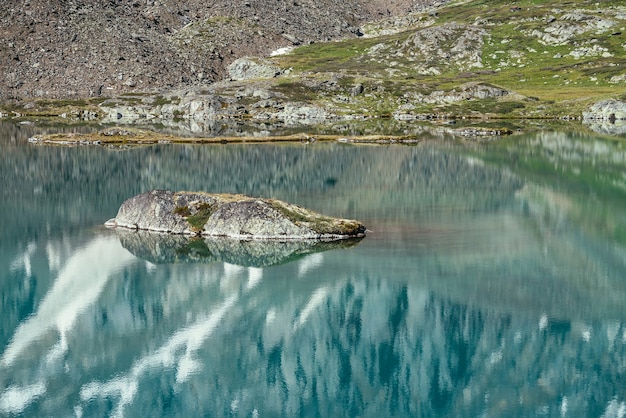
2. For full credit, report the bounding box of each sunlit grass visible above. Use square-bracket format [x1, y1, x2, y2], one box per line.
[269, 0, 626, 118]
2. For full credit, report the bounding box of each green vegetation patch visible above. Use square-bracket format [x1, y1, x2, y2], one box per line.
[438, 98, 526, 116]
[33, 99, 89, 108]
[267, 0, 626, 119]
[185, 203, 217, 231]
[152, 95, 175, 106]
[273, 36, 386, 74]
[271, 81, 318, 102]
[174, 202, 217, 231]
[3, 97, 105, 117]
[173, 205, 191, 217]
[267, 200, 364, 236]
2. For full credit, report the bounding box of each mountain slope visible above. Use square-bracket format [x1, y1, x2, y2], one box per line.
[2, 0, 624, 124]
[265, 0, 626, 118]
[0, 0, 438, 101]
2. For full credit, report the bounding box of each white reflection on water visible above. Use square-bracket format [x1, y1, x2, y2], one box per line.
[246, 267, 263, 290]
[9, 241, 36, 277]
[46, 239, 64, 272]
[78, 259, 271, 416]
[297, 253, 324, 277]
[80, 294, 238, 417]
[293, 286, 329, 331]
[1, 236, 136, 367]
[601, 398, 626, 418]
[0, 382, 46, 415]
[0, 235, 137, 415]
[222, 262, 246, 292]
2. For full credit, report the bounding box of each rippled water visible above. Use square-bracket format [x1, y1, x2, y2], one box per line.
[1, 121, 625, 417]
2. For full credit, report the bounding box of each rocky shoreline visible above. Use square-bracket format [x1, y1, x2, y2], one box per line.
[2, 0, 626, 138]
[26, 125, 520, 146]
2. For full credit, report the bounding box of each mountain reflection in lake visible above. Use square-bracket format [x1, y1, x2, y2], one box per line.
[1, 121, 626, 417]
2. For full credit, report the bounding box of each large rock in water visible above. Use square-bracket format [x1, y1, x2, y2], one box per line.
[105, 190, 367, 240]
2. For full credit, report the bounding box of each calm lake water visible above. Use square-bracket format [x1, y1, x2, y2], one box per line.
[1, 120, 626, 417]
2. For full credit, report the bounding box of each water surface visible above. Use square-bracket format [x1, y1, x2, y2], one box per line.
[1, 121, 625, 417]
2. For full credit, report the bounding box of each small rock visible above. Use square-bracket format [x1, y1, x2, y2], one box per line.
[227, 57, 284, 81]
[350, 84, 364, 96]
[281, 33, 302, 45]
[583, 99, 626, 121]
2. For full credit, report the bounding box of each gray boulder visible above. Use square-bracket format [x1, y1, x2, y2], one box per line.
[583, 99, 626, 121]
[227, 57, 283, 81]
[275, 103, 333, 123]
[105, 190, 367, 240]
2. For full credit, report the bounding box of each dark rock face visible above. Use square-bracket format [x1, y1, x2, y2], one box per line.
[106, 190, 367, 239]
[0, 0, 442, 101]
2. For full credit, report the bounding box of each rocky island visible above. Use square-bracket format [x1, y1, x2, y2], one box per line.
[105, 190, 367, 240]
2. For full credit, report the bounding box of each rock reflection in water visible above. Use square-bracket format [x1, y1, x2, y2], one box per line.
[583, 119, 626, 137]
[116, 229, 363, 267]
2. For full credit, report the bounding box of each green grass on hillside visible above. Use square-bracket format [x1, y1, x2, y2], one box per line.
[270, 0, 626, 117]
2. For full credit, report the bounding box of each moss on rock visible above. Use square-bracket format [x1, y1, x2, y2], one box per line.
[107, 189, 367, 240]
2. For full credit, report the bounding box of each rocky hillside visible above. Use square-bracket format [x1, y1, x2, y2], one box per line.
[0, 0, 440, 101]
[2, 0, 625, 125]
[259, 0, 626, 120]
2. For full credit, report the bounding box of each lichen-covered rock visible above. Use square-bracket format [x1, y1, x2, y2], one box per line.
[583, 99, 626, 121]
[275, 103, 333, 123]
[366, 23, 487, 75]
[105, 190, 367, 240]
[227, 57, 284, 81]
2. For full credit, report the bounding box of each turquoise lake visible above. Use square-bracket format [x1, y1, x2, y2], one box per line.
[1, 120, 626, 417]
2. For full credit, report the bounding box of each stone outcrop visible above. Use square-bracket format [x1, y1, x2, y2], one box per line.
[105, 190, 367, 240]
[528, 12, 615, 46]
[365, 22, 487, 75]
[583, 99, 626, 121]
[227, 57, 284, 81]
[99, 92, 234, 123]
[582, 99, 626, 136]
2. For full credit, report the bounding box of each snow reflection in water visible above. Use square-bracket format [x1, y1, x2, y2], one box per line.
[2, 236, 136, 367]
[1, 123, 626, 416]
[80, 295, 238, 418]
